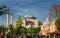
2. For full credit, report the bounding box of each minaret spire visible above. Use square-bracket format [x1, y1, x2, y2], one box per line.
[46, 10, 50, 21]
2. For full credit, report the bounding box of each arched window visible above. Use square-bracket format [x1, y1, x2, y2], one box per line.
[26, 21, 35, 25]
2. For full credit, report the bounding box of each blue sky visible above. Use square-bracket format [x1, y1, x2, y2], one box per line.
[0, 0, 60, 25]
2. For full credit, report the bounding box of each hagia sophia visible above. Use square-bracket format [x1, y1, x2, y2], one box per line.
[6, 10, 58, 36]
[14, 10, 58, 36]
[14, 11, 58, 36]
[22, 14, 42, 27]
[21, 11, 58, 36]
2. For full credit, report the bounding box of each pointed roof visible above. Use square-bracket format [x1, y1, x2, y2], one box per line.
[43, 11, 50, 25]
[46, 11, 50, 21]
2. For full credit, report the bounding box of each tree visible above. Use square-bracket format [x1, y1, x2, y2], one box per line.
[0, 5, 10, 15]
[50, 4, 60, 31]
[55, 17, 60, 31]
[0, 5, 6, 15]
[8, 24, 13, 34]
[27, 27, 32, 34]
[50, 4, 60, 18]
[13, 24, 22, 34]
[0, 26, 2, 33]
[16, 16, 23, 26]
[26, 27, 41, 35]
[22, 27, 27, 34]
[0, 25, 5, 34]
[33, 27, 40, 34]
[13, 16, 23, 35]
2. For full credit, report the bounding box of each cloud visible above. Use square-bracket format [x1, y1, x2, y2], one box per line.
[0, 0, 9, 2]
[12, 6, 43, 18]
[56, 0, 60, 1]
[12, 6, 25, 11]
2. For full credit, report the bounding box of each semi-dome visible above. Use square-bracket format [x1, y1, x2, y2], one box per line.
[24, 15, 36, 19]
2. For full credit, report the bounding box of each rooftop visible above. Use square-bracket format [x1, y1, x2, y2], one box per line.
[24, 15, 36, 19]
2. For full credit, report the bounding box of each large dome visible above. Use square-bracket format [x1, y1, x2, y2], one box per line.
[24, 15, 36, 19]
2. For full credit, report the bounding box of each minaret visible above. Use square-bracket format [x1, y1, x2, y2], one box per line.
[10, 14, 13, 25]
[6, 14, 9, 27]
[46, 11, 50, 21]
[40, 11, 51, 35]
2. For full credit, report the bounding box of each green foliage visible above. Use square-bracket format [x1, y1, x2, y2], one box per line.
[0, 11, 4, 15]
[13, 16, 41, 35]
[0, 5, 10, 16]
[0, 26, 2, 33]
[0, 25, 5, 34]
[0, 5, 6, 9]
[13, 25, 22, 34]
[22, 27, 27, 34]
[26, 27, 41, 34]
[27, 27, 32, 33]
[16, 16, 23, 25]
[8, 24, 13, 34]
[13, 16, 23, 34]
[55, 17, 60, 31]
[33, 27, 40, 34]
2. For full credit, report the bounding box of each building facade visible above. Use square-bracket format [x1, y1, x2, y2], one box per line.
[41, 11, 58, 36]
[41, 12, 50, 35]
[22, 15, 42, 27]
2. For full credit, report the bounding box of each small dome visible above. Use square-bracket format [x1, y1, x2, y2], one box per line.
[24, 15, 36, 19]
[43, 21, 50, 25]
